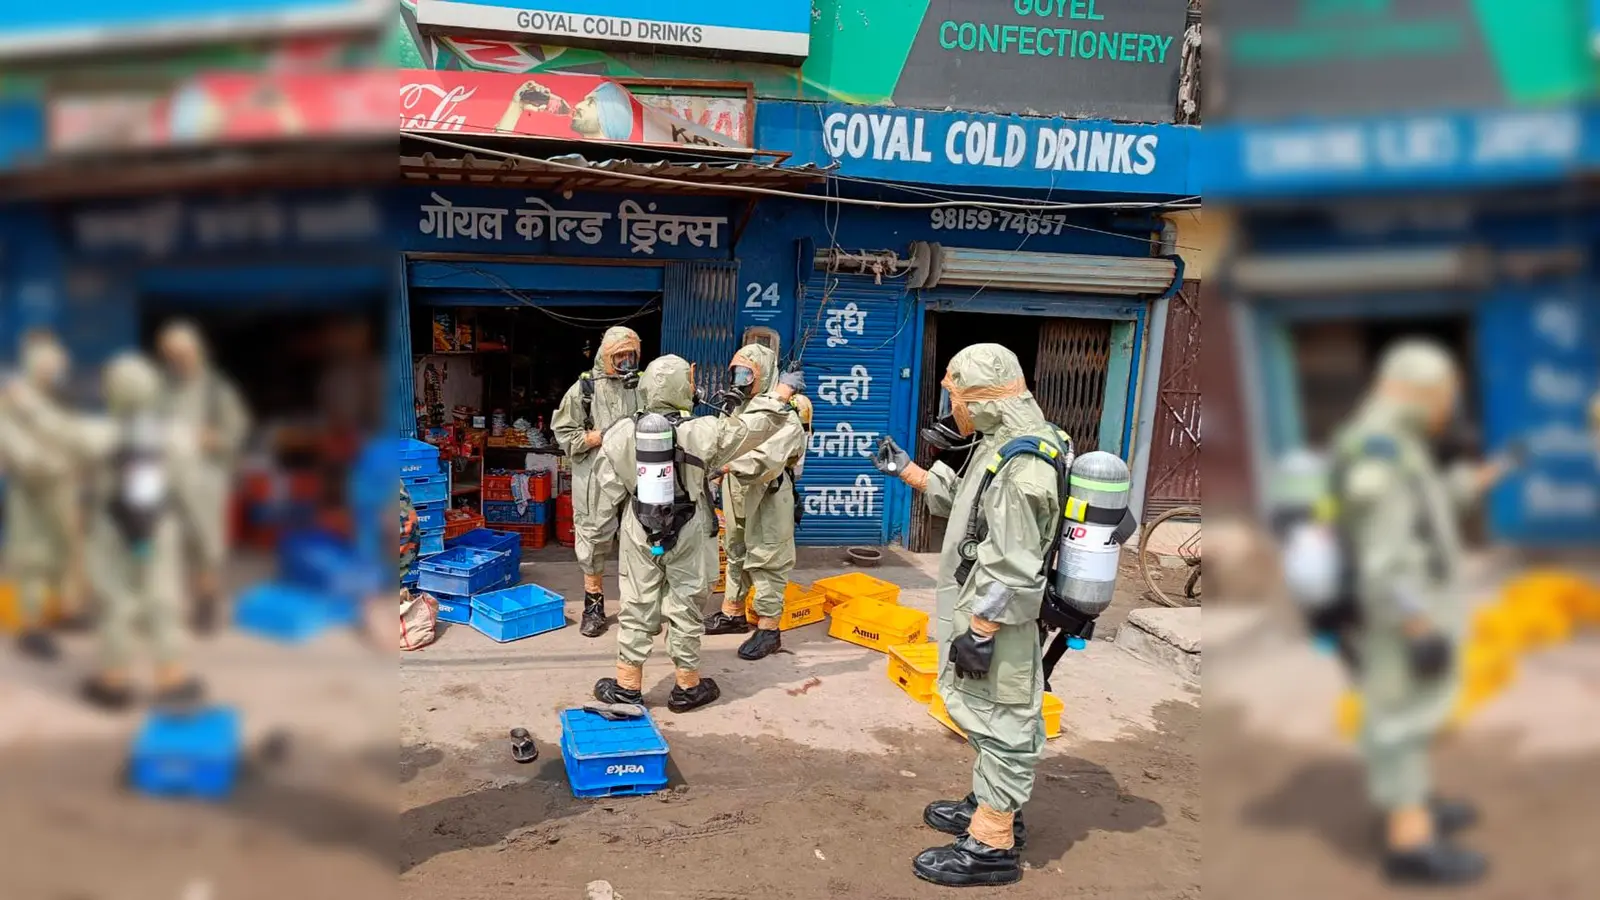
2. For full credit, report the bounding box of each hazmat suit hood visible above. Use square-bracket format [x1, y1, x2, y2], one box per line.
[159, 320, 212, 378]
[639, 355, 696, 414]
[593, 326, 643, 377]
[1362, 339, 1462, 441]
[20, 334, 68, 391]
[730, 343, 777, 397]
[943, 343, 1047, 444]
[104, 354, 164, 416]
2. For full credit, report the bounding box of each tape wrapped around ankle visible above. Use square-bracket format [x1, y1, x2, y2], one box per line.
[616, 663, 643, 691]
[675, 668, 701, 689]
[721, 596, 744, 617]
[969, 805, 1015, 850]
[583, 573, 604, 594]
[757, 616, 780, 630]
[901, 462, 930, 491]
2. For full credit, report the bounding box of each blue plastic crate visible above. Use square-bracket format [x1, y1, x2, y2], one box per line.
[432, 591, 472, 625]
[559, 707, 669, 798]
[482, 500, 535, 524]
[129, 706, 242, 801]
[445, 528, 520, 590]
[397, 438, 443, 477]
[234, 582, 340, 644]
[470, 583, 564, 642]
[529, 501, 549, 525]
[418, 528, 445, 557]
[412, 501, 446, 532]
[278, 531, 383, 600]
[404, 473, 448, 505]
[401, 567, 419, 588]
[417, 546, 510, 596]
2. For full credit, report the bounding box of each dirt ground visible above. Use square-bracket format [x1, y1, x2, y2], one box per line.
[399, 545, 1199, 900]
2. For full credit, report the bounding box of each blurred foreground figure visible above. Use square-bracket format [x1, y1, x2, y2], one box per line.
[10, 353, 200, 709]
[1331, 340, 1511, 886]
[0, 332, 82, 659]
[158, 321, 250, 635]
[551, 326, 644, 638]
[876, 344, 1062, 888]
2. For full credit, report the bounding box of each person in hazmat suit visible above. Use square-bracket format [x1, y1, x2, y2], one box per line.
[872, 344, 1061, 888]
[7, 352, 201, 709]
[1318, 339, 1513, 886]
[551, 326, 644, 638]
[0, 331, 84, 659]
[588, 354, 806, 713]
[702, 344, 812, 660]
[158, 321, 250, 636]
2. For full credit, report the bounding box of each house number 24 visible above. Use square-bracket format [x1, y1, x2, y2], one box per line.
[745, 282, 780, 308]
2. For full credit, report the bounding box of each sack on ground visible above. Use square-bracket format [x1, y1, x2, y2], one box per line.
[400, 588, 439, 651]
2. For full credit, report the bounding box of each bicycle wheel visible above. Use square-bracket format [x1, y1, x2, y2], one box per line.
[1139, 505, 1202, 607]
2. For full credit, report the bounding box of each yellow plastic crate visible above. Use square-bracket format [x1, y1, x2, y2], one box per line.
[812, 572, 900, 612]
[929, 691, 1064, 740]
[887, 642, 940, 704]
[743, 582, 827, 631]
[828, 598, 927, 653]
[0, 582, 60, 634]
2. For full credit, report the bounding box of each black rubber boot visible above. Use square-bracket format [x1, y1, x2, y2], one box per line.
[1383, 841, 1488, 886]
[923, 795, 1028, 849]
[1430, 797, 1480, 835]
[153, 677, 206, 709]
[190, 595, 220, 637]
[667, 678, 721, 713]
[80, 676, 134, 712]
[593, 678, 644, 705]
[912, 834, 1023, 887]
[737, 629, 782, 660]
[703, 611, 751, 635]
[579, 593, 608, 638]
[17, 629, 60, 661]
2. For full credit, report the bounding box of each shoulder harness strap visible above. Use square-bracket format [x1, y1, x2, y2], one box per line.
[580, 373, 596, 431]
[953, 428, 1073, 587]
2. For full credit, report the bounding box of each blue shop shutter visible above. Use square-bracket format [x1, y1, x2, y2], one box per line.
[795, 271, 910, 546]
[396, 260, 417, 437]
[662, 261, 740, 412]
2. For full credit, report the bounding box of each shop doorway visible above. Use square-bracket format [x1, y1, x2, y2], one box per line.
[908, 310, 1114, 553]
[1288, 314, 1475, 448]
[139, 296, 387, 549]
[409, 297, 664, 555]
[1287, 312, 1487, 542]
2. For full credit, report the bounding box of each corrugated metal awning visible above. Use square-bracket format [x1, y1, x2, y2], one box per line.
[399, 151, 829, 196]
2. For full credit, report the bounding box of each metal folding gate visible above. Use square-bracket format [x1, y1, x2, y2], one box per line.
[1033, 318, 1113, 452]
[1144, 283, 1201, 516]
[661, 260, 741, 411]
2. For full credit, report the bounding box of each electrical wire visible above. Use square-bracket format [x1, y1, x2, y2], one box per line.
[405, 132, 1200, 213]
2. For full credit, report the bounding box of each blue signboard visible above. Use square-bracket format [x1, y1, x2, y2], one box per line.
[397, 187, 738, 260]
[415, 0, 811, 60]
[1201, 105, 1599, 200]
[0, 99, 44, 169]
[758, 101, 1197, 197]
[1479, 284, 1600, 545]
[0, 0, 383, 57]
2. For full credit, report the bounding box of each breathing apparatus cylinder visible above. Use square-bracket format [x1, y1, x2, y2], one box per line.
[1054, 451, 1133, 627]
[634, 413, 676, 556]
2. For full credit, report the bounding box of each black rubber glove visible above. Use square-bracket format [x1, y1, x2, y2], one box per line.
[1406, 631, 1453, 680]
[950, 629, 994, 680]
[874, 436, 912, 476]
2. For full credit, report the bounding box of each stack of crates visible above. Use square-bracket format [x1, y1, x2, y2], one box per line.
[420, 529, 521, 627]
[400, 440, 449, 585]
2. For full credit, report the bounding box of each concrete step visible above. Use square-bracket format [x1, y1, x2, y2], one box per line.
[1115, 606, 1201, 685]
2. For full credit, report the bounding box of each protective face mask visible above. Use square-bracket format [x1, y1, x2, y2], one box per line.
[921, 414, 980, 453]
[613, 351, 639, 374]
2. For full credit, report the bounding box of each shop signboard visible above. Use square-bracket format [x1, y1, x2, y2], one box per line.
[0, 0, 388, 59]
[401, 71, 741, 147]
[1215, 0, 1593, 121]
[399, 188, 738, 260]
[413, 0, 812, 61]
[61, 190, 385, 261]
[399, 0, 1184, 121]
[48, 70, 392, 152]
[760, 101, 1196, 195]
[1200, 106, 1593, 200]
[1479, 283, 1600, 545]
